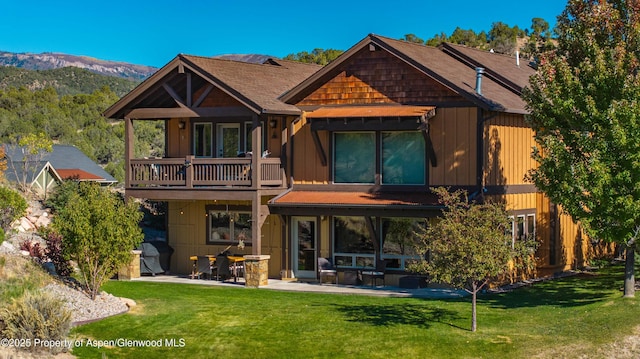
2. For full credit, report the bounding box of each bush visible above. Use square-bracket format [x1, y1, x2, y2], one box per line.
[44, 180, 79, 214]
[0, 186, 27, 232]
[0, 291, 72, 354]
[44, 232, 73, 276]
[19, 240, 45, 261]
[53, 182, 143, 299]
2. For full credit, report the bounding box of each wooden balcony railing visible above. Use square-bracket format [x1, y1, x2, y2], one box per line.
[128, 157, 284, 188]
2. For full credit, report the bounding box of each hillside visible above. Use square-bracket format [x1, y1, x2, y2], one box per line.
[0, 66, 139, 97]
[0, 51, 156, 81]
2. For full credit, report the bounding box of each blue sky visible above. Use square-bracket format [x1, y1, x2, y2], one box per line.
[1, 1, 568, 67]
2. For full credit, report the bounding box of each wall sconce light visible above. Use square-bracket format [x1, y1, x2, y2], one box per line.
[178, 121, 186, 129]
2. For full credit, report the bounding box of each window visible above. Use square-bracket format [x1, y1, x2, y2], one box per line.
[382, 132, 425, 184]
[194, 123, 213, 157]
[509, 212, 535, 247]
[334, 132, 375, 184]
[381, 218, 423, 269]
[207, 207, 252, 245]
[333, 131, 425, 185]
[333, 216, 375, 268]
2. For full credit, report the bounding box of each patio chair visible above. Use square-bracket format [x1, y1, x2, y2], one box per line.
[318, 257, 338, 285]
[215, 254, 232, 281]
[196, 256, 213, 280]
[361, 260, 386, 287]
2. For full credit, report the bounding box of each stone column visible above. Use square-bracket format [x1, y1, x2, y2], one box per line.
[243, 255, 270, 288]
[118, 250, 142, 280]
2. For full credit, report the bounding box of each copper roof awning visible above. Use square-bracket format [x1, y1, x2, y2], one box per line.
[306, 105, 436, 119]
[268, 190, 443, 217]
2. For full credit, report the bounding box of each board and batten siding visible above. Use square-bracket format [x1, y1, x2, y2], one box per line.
[483, 113, 537, 186]
[291, 115, 330, 185]
[429, 107, 477, 187]
[167, 200, 283, 277]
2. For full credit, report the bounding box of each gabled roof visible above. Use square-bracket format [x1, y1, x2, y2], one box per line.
[104, 55, 322, 119]
[4, 160, 60, 184]
[439, 42, 536, 95]
[4, 144, 117, 184]
[280, 34, 529, 114]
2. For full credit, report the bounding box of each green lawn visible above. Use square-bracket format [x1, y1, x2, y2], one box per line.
[71, 264, 640, 359]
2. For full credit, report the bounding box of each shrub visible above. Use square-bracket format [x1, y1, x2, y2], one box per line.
[0, 186, 27, 232]
[19, 240, 45, 261]
[44, 232, 73, 276]
[44, 180, 79, 214]
[0, 291, 72, 354]
[53, 182, 143, 299]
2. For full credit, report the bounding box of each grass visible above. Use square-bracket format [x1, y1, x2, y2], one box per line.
[70, 264, 640, 359]
[0, 254, 51, 302]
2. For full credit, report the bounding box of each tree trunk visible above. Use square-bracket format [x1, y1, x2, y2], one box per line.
[624, 244, 636, 298]
[471, 282, 477, 332]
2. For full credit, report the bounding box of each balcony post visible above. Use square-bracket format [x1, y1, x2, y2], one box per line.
[124, 116, 134, 189]
[185, 155, 194, 188]
[251, 114, 262, 189]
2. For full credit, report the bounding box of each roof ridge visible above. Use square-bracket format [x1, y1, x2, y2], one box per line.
[442, 42, 521, 60]
[180, 54, 321, 71]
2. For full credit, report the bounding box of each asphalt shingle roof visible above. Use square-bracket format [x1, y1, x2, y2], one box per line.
[180, 55, 321, 114]
[4, 144, 116, 184]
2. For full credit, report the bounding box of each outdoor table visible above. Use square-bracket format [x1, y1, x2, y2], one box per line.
[228, 256, 245, 282]
[189, 255, 216, 279]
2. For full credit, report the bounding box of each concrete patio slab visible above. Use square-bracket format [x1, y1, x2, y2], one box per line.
[131, 275, 468, 299]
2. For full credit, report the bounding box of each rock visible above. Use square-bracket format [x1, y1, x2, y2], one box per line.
[120, 297, 137, 308]
[0, 241, 16, 253]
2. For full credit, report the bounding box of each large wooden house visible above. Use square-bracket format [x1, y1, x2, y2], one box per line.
[105, 34, 599, 284]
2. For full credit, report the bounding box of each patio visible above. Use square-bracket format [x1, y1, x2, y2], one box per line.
[131, 274, 468, 299]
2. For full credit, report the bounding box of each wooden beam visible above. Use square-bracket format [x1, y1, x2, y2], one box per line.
[311, 130, 327, 166]
[162, 83, 186, 108]
[124, 117, 134, 189]
[252, 192, 262, 255]
[422, 130, 437, 167]
[124, 188, 257, 201]
[193, 84, 214, 107]
[258, 204, 270, 228]
[125, 106, 256, 119]
[127, 107, 198, 119]
[186, 73, 192, 107]
[311, 118, 421, 131]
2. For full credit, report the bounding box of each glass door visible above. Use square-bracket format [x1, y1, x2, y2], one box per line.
[217, 123, 240, 158]
[292, 217, 317, 278]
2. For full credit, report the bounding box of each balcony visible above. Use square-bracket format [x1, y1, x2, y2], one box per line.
[128, 156, 284, 189]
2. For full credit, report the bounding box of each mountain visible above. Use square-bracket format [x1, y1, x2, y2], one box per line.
[0, 51, 157, 81]
[0, 66, 140, 97]
[216, 54, 273, 63]
[0, 50, 276, 96]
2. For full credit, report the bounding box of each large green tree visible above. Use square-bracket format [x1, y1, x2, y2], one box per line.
[283, 48, 343, 65]
[522, 0, 640, 297]
[410, 187, 536, 332]
[52, 182, 143, 299]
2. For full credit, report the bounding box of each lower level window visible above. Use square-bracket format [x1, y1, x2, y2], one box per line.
[381, 218, 423, 270]
[333, 216, 374, 268]
[207, 209, 252, 245]
[509, 212, 535, 247]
